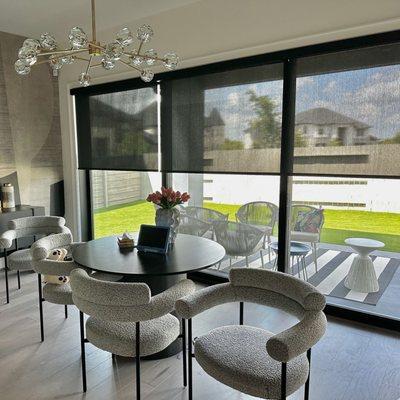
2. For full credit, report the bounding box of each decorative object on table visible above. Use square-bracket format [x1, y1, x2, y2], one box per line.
[44, 247, 70, 285]
[137, 225, 170, 254]
[117, 232, 135, 249]
[1, 183, 16, 210]
[147, 187, 190, 245]
[14, 0, 179, 86]
[344, 237, 385, 293]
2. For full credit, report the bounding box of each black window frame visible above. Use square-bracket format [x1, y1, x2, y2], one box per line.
[72, 29, 400, 331]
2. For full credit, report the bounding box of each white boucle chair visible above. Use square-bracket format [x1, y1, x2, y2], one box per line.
[175, 267, 327, 400]
[0, 216, 70, 304]
[70, 268, 196, 399]
[31, 232, 83, 342]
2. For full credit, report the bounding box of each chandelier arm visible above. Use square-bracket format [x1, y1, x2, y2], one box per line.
[137, 41, 144, 55]
[89, 42, 105, 51]
[123, 51, 165, 63]
[119, 58, 142, 73]
[37, 48, 89, 57]
[91, 0, 97, 42]
[75, 56, 92, 62]
[85, 54, 94, 75]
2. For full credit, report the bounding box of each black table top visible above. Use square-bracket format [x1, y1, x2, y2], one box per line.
[72, 234, 226, 276]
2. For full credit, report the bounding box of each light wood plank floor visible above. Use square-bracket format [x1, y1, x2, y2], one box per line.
[0, 270, 400, 400]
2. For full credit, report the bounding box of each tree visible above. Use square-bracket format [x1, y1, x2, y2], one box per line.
[220, 138, 244, 150]
[381, 131, 400, 144]
[246, 90, 281, 148]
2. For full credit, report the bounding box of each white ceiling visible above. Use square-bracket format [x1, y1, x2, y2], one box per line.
[0, 0, 201, 38]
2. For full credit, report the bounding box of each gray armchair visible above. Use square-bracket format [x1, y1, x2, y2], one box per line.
[0, 216, 70, 303]
[31, 232, 81, 341]
[178, 215, 212, 237]
[176, 267, 326, 400]
[70, 269, 195, 399]
[213, 220, 265, 268]
[236, 201, 278, 263]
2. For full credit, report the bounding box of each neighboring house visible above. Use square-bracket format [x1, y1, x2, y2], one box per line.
[204, 108, 225, 150]
[295, 107, 372, 146]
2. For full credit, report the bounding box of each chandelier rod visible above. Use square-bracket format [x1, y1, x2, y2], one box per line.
[91, 0, 97, 42]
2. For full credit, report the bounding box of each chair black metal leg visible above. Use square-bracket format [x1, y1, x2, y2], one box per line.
[64, 304, 68, 318]
[136, 321, 141, 400]
[4, 250, 9, 304]
[38, 273, 44, 342]
[304, 348, 312, 400]
[17, 270, 21, 289]
[239, 302, 244, 325]
[182, 318, 187, 387]
[281, 362, 287, 399]
[188, 318, 193, 400]
[79, 311, 87, 392]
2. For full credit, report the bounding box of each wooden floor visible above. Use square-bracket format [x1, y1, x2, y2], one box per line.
[1, 270, 400, 400]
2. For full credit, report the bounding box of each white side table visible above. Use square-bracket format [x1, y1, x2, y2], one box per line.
[344, 238, 384, 293]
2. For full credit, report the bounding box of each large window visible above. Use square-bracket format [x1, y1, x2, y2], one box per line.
[73, 32, 400, 327]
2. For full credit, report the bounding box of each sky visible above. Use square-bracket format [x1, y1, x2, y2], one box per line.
[205, 64, 400, 141]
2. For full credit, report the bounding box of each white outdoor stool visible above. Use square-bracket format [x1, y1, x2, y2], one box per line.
[344, 238, 385, 293]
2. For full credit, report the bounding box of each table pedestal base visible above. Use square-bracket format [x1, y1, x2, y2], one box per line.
[344, 255, 379, 293]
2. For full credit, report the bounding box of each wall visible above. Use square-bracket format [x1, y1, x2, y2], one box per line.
[57, 0, 400, 238]
[0, 31, 62, 214]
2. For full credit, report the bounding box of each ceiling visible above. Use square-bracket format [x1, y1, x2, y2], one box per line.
[0, 0, 201, 38]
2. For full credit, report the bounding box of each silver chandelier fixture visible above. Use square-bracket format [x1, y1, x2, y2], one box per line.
[14, 0, 179, 86]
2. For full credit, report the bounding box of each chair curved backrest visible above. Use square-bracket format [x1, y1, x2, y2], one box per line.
[31, 232, 78, 276]
[236, 201, 278, 229]
[183, 206, 228, 223]
[213, 220, 264, 257]
[0, 216, 69, 249]
[291, 205, 324, 233]
[178, 215, 211, 237]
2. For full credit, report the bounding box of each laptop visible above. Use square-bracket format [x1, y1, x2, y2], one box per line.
[136, 224, 170, 254]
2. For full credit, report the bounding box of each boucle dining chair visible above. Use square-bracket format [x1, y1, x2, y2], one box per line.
[213, 220, 265, 268]
[31, 232, 82, 342]
[70, 268, 196, 399]
[0, 216, 70, 304]
[176, 267, 327, 400]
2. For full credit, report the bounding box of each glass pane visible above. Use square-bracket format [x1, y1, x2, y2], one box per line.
[289, 176, 400, 320]
[171, 172, 280, 275]
[81, 86, 159, 170]
[91, 170, 161, 238]
[295, 43, 400, 177]
[164, 63, 284, 174]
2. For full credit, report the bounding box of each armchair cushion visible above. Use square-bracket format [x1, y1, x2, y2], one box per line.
[194, 325, 309, 399]
[86, 314, 180, 357]
[290, 231, 319, 243]
[43, 282, 73, 305]
[7, 249, 33, 271]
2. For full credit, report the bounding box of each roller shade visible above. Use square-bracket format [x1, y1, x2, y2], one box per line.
[294, 43, 400, 177]
[161, 63, 284, 174]
[75, 86, 159, 171]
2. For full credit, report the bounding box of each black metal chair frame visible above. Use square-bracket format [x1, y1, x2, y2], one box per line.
[3, 238, 27, 304]
[78, 312, 187, 400]
[37, 272, 68, 342]
[186, 302, 312, 400]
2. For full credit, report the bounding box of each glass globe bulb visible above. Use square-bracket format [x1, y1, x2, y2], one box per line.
[137, 25, 153, 43]
[101, 57, 115, 70]
[39, 32, 57, 50]
[163, 52, 179, 70]
[140, 69, 154, 83]
[68, 27, 88, 49]
[104, 42, 123, 61]
[130, 52, 143, 66]
[60, 54, 75, 65]
[145, 49, 157, 66]
[15, 59, 30, 75]
[18, 47, 37, 66]
[116, 27, 133, 47]
[79, 72, 91, 87]
[23, 38, 40, 51]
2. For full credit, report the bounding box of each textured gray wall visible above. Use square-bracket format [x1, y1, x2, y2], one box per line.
[0, 31, 62, 214]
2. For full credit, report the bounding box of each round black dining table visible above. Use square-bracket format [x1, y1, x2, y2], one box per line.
[72, 233, 225, 358]
[72, 233, 225, 294]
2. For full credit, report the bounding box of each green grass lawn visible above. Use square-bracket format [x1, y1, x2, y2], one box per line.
[93, 200, 400, 252]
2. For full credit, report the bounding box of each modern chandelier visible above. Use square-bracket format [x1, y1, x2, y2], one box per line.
[14, 0, 179, 86]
